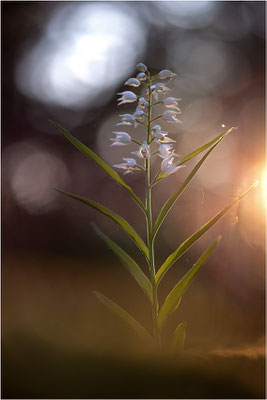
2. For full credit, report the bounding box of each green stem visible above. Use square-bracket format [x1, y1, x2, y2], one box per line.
[145, 75, 160, 346]
[151, 115, 163, 122]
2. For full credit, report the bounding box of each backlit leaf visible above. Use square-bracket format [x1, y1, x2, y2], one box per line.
[94, 291, 152, 341]
[55, 189, 149, 260]
[93, 224, 152, 303]
[170, 322, 187, 353]
[153, 137, 227, 239]
[158, 236, 221, 328]
[156, 182, 258, 285]
[50, 120, 146, 214]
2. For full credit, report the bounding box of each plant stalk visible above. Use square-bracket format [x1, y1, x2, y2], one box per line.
[145, 75, 160, 346]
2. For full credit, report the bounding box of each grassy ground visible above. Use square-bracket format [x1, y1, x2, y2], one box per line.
[2, 252, 265, 398]
[2, 330, 265, 399]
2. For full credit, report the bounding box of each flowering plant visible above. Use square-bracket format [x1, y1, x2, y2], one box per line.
[50, 63, 256, 352]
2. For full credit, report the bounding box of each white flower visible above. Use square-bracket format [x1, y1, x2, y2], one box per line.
[163, 97, 182, 112]
[131, 141, 150, 159]
[116, 114, 136, 126]
[125, 78, 140, 87]
[138, 97, 148, 109]
[159, 69, 177, 80]
[133, 108, 145, 120]
[136, 72, 147, 81]
[161, 156, 183, 175]
[150, 125, 162, 135]
[155, 132, 176, 144]
[117, 91, 137, 106]
[158, 143, 177, 159]
[162, 110, 182, 123]
[155, 83, 171, 94]
[113, 158, 140, 175]
[136, 63, 148, 72]
[110, 132, 131, 146]
[133, 109, 145, 127]
[151, 83, 170, 100]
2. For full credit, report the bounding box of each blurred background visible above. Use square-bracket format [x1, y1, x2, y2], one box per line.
[2, 1, 265, 398]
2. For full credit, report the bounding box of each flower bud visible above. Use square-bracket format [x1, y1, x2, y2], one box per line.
[124, 78, 140, 87]
[136, 63, 148, 72]
[136, 72, 147, 81]
[159, 69, 177, 79]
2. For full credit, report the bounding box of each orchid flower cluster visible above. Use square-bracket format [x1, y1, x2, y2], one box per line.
[111, 63, 183, 179]
[51, 63, 256, 353]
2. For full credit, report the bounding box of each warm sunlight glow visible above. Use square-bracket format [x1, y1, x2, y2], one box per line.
[261, 169, 267, 207]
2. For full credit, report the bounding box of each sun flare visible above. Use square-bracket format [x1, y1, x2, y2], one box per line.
[261, 167, 267, 208]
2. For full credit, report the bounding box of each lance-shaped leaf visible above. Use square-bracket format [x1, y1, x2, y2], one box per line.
[156, 182, 258, 286]
[94, 291, 152, 341]
[170, 322, 187, 353]
[49, 120, 146, 214]
[92, 224, 152, 303]
[158, 236, 221, 329]
[157, 296, 182, 331]
[152, 127, 236, 186]
[153, 138, 227, 239]
[177, 127, 236, 166]
[55, 189, 149, 259]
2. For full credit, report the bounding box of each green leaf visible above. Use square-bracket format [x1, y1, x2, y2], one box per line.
[94, 291, 152, 341]
[153, 137, 227, 239]
[157, 296, 182, 331]
[49, 120, 146, 214]
[158, 236, 221, 329]
[152, 127, 236, 185]
[177, 127, 236, 166]
[170, 322, 187, 353]
[156, 182, 258, 286]
[92, 224, 152, 303]
[55, 189, 149, 260]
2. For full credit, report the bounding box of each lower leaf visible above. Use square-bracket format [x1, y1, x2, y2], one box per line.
[158, 236, 221, 329]
[94, 291, 152, 341]
[92, 224, 152, 303]
[170, 322, 187, 353]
